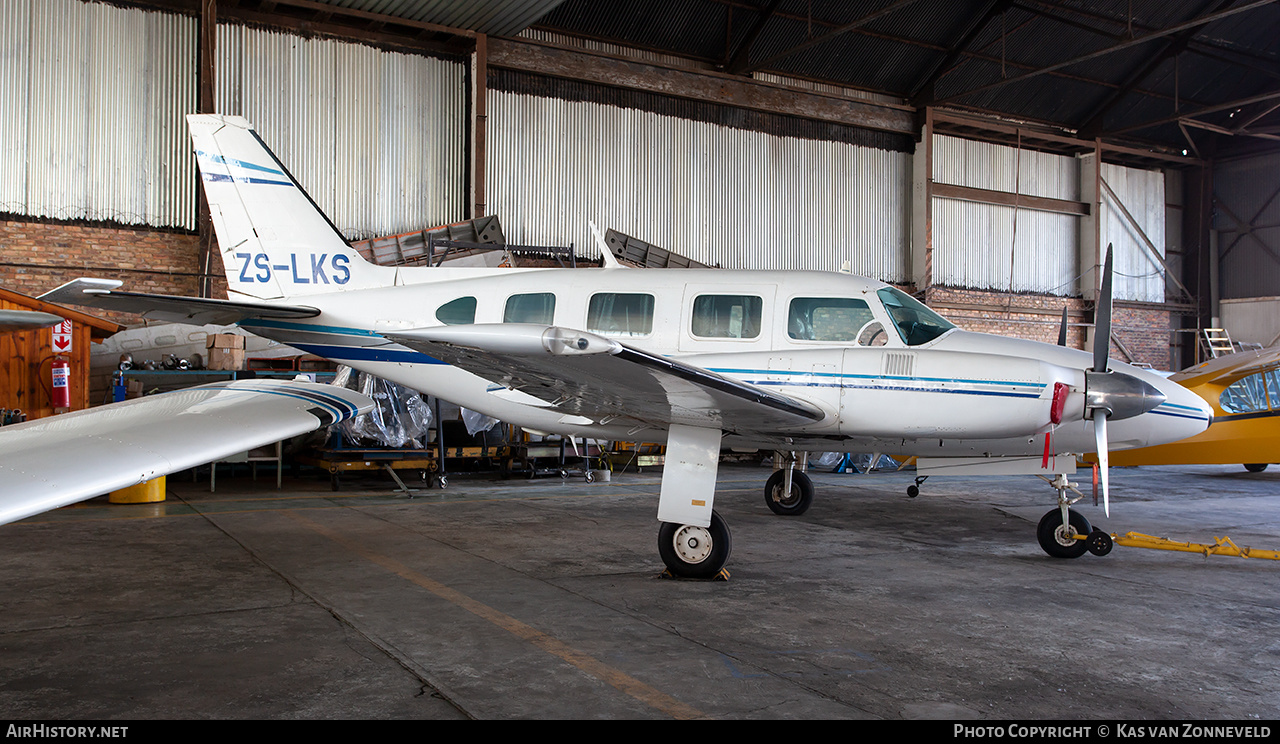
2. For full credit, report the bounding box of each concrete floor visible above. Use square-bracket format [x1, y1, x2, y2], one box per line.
[1, 461, 1278, 720]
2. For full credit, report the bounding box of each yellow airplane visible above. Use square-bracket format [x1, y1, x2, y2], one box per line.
[1105, 346, 1280, 472]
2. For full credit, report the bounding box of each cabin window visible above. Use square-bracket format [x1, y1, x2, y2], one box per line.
[1220, 371, 1273, 414]
[587, 293, 654, 337]
[504, 293, 556, 324]
[788, 298, 876, 342]
[876, 288, 954, 346]
[691, 295, 762, 339]
[436, 296, 477, 326]
[857, 321, 889, 347]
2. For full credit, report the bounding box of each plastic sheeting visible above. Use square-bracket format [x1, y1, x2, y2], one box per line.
[331, 366, 432, 448]
[811, 452, 904, 473]
[461, 408, 499, 436]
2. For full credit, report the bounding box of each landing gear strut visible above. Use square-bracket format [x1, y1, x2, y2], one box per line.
[1036, 508, 1092, 559]
[764, 469, 813, 516]
[658, 510, 732, 579]
[1035, 473, 1108, 559]
[764, 450, 813, 516]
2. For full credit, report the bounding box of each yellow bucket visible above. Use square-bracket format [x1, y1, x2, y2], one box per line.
[109, 476, 166, 504]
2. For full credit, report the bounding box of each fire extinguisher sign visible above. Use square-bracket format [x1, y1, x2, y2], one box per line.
[51, 320, 72, 353]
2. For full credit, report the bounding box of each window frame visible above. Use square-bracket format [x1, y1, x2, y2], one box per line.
[689, 294, 763, 340]
[435, 296, 477, 326]
[503, 292, 557, 325]
[586, 292, 656, 338]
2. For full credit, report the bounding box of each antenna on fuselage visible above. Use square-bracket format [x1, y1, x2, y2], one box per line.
[590, 221, 626, 269]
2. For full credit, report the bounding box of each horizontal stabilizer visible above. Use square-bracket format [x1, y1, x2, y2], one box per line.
[39, 278, 320, 325]
[387, 324, 827, 433]
[0, 380, 372, 526]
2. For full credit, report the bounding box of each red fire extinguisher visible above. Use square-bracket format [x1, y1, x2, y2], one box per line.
[51, 357, 70, 409]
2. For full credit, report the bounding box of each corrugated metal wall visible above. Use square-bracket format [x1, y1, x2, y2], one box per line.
[0, 0, 195, 228]
[486, 90, 910, 278]
[931, 134, 1080, 296]
[931, 134, 1167, 301]
[1100, 161, 1166, 302]
[1213, 150, 1280, 300]
[217, 25, 467, 240]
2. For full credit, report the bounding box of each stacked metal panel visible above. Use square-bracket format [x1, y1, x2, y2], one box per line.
[486, 90, 910, 279]
[217, 25, 467, 241]
[931, 134, 1080, 297]
[0, 0, 195, 228]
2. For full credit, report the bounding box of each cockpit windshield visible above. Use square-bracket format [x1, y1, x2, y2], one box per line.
[876, 287, 955, 346]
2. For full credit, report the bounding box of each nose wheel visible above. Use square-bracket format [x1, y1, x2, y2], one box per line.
[658, 510, 732, 579]
[764, 469, 814, 516]
[1036, 508, 1092, 559]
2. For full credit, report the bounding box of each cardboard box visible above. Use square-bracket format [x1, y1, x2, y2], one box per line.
[206, 347, 246, 370]
[206, 333, 246, 350]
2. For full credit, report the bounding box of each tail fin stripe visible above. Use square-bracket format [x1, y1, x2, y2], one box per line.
[196, 150, 291, 186]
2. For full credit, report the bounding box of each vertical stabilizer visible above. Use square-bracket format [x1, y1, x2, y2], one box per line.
[188, 114, 389, 300]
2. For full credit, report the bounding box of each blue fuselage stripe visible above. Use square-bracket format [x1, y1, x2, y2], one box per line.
[265, 331, 1048, 399]
[241, 324, 1209, 411]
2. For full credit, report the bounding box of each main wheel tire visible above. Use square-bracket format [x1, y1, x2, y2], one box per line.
[764, 470, 814, 516]
[1036, 509, 1092, 559]
[658, 510, 732, 579]
[1244, 463, 1269, 473]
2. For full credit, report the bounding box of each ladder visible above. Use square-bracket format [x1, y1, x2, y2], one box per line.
[1199, 328, 1235, 360]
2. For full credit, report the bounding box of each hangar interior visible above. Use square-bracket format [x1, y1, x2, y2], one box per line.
[2, 0, 1280, 721]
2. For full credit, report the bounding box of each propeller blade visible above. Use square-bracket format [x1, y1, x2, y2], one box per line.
[1093, 410, 1110, 517]
[1057, 306, 1068, 347]
[1093, 244, 1114, 374]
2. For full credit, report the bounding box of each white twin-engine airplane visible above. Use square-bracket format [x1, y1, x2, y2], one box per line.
[7, 114, 1212, 578]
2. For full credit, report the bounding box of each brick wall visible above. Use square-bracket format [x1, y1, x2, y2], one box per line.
[924, 286, 1174, 369]
[0, 219, 207, 325]
[1111, 304, 1176, 370]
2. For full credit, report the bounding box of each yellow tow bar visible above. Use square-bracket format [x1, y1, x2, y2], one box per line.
[1092, 531, 1280, 560]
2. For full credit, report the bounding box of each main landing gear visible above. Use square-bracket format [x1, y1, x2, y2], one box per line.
[658, 510, 732, 579]
[1036, 474, 1113, 559]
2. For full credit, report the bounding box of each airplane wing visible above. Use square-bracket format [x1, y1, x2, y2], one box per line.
[0, 379, 372, 526]
[39, 278, 320, 325]
[0, 309, 62, 332]
[385, 324, 827, 432]
[1172, 346, 1280, 388]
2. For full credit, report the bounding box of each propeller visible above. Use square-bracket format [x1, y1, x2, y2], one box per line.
[1083, 244, 1165, 516]
[1057, 306, 1068, 347]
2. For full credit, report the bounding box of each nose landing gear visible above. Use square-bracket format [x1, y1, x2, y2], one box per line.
[1035, 473, 1112, 558]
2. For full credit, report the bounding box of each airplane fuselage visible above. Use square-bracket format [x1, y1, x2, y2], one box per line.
[234, 266, 1211, 457]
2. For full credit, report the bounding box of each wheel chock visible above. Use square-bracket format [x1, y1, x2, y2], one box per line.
[658, 568, 731, 581]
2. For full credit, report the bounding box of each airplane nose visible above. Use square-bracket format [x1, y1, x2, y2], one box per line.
[1161, 377, 1214, 433]
[1085, 370, 1166, 420]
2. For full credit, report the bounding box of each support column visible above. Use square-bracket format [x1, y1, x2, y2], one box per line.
[910, 108, 933, 294]
[197, 0, 216, 298]
[1079, 140, 1104, 354]
[472, 33, 488, 219]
